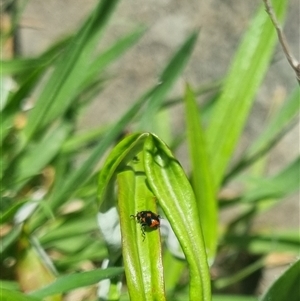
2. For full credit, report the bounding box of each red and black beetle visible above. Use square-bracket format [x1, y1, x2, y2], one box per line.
[130, 211, 160, 240]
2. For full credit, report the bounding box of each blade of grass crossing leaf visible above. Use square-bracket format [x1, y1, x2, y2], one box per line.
[206, 0, 288, 188]
[184, 84, 217, 262]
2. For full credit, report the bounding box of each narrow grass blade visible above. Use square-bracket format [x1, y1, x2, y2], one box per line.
[206, 0, 288, 188]
[227, 87, 300, 180]
[29, 268, 124, 298]
[11, 121, 72, 190]
[140, 32, 198, 131]
[1, 289, 41, 301]
[0, 200, 27, 224]
[82, 27, 146, 88]
[247, 87, 299, 158]
[241, 155, 299, 203]
[144, 134, 211, 301]
[225, 231, 300, 255]
[184, 84, 217, 262]
[24, 0, 120, 141]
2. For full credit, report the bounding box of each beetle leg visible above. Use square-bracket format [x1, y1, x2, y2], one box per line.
[140, 224, 146, 241]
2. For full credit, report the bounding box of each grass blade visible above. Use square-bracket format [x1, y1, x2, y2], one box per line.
[29, 268, 124, 298]
[24, 0, 120, 141]
[184, 84, 217, 262]
[206, 0, 288, 188]
[140, 32, 198, 131]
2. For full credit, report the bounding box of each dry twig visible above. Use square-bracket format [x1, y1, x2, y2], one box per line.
[263, 0, 300, 84]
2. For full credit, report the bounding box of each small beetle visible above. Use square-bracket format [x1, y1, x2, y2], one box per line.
[130, 211, 161, 240]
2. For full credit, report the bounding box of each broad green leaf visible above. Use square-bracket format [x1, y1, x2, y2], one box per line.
[206, 0, 288, 188]
[118, 160, 165, 301]
[144, 134, 211, 301]
[97, 133, 165, 300]
[29, 267, 124, 298]
[184, 84, 217, 262]
[260, 259, 300, 301]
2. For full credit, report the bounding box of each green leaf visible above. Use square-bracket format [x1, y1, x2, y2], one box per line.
[206, 0, 288, 188]
[29, 268, 124, 298]
[184, 84, 217, 262]
[118, 159, 165, 301]
[97, 133, 166, 300]
[98, 132, 148, 205]
[260, 259, 300, 301]
[1, 289, 41, 301]
[144, 134, 211, 301]
[1, 58, 52, 75]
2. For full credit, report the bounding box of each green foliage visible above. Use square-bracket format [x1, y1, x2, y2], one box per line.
[1, 0, 299, 300]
